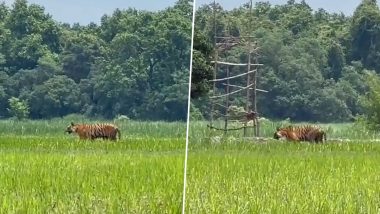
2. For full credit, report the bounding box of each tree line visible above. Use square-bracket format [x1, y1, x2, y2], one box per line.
[191, 0, 380, 123]
[0, 0, 192, 121]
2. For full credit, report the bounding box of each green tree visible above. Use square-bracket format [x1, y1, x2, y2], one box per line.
[0, 71, 8, 117]
[7, 97, 29, 119]
[61, 30, 104, 83]
[326, 41, 345, 80]
[361, 72, 380, 129]
[351, 0, 380, 71]
[28, 76, 81, 118]
[191, 30, 213, 98]
[2, 0, 60, 73]
[91, 59, 146, 118]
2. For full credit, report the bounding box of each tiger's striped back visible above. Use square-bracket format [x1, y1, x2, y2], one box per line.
[65, 122, 121, 141]
[274, 125, 326, 143]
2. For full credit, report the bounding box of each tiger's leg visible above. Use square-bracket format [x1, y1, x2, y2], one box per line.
[86, 130, 93, 140]
[306, 130, 318, 143]
[317, 131, 324, 143]
[289, 132, 300, 142]
[89, 132, 96, 140]
[78, 132, 87, 140]
[317, 133, 323, 143]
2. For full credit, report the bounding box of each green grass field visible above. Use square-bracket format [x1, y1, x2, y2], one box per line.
[0, 118, 186, 213]
[3, 118, 380, 213]
[185, 120, 380, 213]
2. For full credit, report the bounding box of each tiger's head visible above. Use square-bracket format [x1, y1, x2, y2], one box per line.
[273, 126, 293, 140]
[65, 122, 77, 134]
[273, 127, 284, 140]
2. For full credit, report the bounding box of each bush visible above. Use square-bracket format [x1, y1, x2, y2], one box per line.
[360, 72, 380, 130]
[7, 97, 29, 120]
[190, 104, 204, 121]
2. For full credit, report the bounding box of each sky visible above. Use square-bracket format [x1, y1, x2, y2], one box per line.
[1, 0, 178, 24]
[198, 0, 362, 16]
[1, 0, 364, 25]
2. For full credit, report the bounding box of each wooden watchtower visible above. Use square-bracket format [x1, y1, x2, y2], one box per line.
[207, 0, 266, 137]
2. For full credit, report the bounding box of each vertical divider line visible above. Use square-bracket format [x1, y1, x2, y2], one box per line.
[182, 0, 196, 213]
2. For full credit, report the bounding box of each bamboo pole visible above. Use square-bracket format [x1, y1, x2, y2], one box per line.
[244, 51, 251, 137]
[221, 83, 268, 92]
[210, 0, 217, 129]
[209, 70, 256, 82]
[210, 83, 254, 99]
[224, 66, 230, 134]
[211, 61, 263, 66]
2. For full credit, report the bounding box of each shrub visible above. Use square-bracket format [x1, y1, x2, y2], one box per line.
[7, 97, 29, 120]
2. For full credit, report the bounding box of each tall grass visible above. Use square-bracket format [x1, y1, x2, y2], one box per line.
[186, 141, 380, 213]
[0, 119, 186, 138]
[188, 120, 380, 143]
[186, 120, 380, 213]
[0, 119, 186, 213]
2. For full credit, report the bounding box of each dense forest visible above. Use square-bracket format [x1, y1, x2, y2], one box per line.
[191, 0, 380, 123]
[0, 0, 192, 121]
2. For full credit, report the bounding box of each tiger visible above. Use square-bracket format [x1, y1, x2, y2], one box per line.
[306, 127, 327, 143]
[273, 125, 326, 143]
[65, 122, 121, 141]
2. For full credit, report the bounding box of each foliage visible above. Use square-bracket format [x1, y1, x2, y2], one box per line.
[191, 29, 213, 98]
[360, 72, 380, 130]
[189, 103, 204, 121]
[0, 0, 191, 121]
[192, 0, 379, 123]
[350, 0, 380, 71]
[7, 96, 29, 120]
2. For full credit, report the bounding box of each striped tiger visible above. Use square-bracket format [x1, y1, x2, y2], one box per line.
[273, 125, 326, 143]
[65, 122, 121, 141]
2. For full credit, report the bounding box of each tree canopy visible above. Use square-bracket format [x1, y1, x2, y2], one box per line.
[191, 0, 379, 123]
[0, 0, 192, 121]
